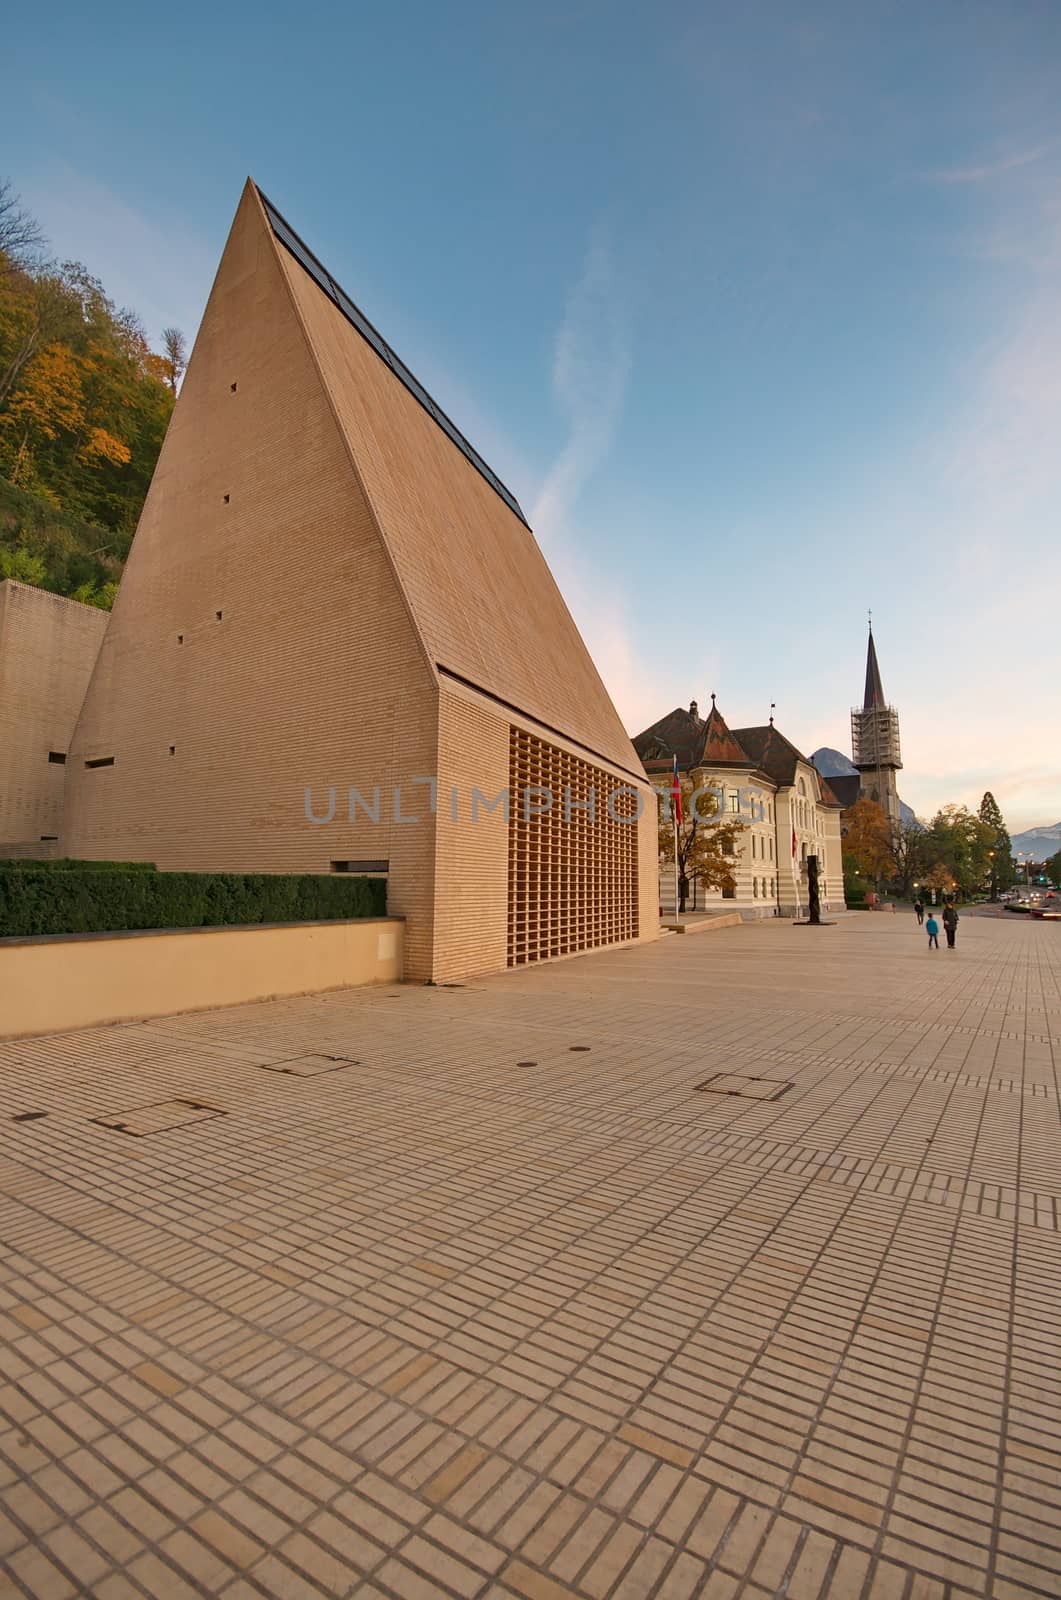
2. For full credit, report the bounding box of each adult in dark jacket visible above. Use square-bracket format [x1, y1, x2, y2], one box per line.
[913, 899, 924, 926]
[942, 902, 959, 948]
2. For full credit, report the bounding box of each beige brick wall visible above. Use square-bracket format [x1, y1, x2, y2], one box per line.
[277, 230, 640, 779]
[434, 678, 658, 981]
[433, 688, 511, 981]
[0, 581, 107, 848]
[62, 185, 440, 978]
[61, 182, 658, 982]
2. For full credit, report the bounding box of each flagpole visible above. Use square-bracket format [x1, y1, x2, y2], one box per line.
[673, 810, 680, 919]
[672, 756, 682, 920]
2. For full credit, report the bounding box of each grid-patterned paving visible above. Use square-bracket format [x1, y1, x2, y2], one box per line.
[1, 910, 1059, 1599]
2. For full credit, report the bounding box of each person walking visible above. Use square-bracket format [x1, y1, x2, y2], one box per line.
[925, 913, 940, 950]
[914, 899, 924, 926]
[942, 901, 958, 949]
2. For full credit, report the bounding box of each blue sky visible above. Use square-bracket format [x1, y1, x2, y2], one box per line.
[8, 0, 1061, 831]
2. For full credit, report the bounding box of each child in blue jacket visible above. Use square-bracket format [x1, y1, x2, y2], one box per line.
[925, 913, 940, 950]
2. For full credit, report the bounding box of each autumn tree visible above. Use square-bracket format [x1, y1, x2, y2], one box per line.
[841, 798, 892, 880]
[0, 184, 177, 606]
[978, 791, 1014, 898]
[657, 775, 745, 913]
[923, 863, 957, 901]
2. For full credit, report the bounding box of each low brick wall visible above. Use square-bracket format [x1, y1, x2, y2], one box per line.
[0, 917, 403, 1039]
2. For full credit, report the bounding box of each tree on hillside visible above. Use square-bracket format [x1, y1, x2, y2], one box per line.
[1045, 851, 1061, 888]
[0, 179, 45, 274]
[978, 791, 1014, 898]
[658, 776, 746, 913]
[0, 544, 47, 584]
[160, 327, 187, 394]
[0, 185, 176, 583]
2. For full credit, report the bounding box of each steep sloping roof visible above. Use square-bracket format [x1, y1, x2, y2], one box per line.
[699, 701, 753, 767]
[817, 776, 847, 809]
[824, 774, 861, 809]
[258, 183, 641, 776]
[864, 629, 886, 708]
[731, 723, 810, 787]
[633, 699, 755, 772]
[631, 705, 705, 768]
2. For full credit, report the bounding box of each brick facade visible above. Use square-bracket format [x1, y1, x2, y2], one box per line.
[62, 182, 658, 980]
[0, 581, 107, 852]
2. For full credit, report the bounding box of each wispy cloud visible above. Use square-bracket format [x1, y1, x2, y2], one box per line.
[526, 232, 708, 735]
[531, 229, 631, 543]
[926, 144, 1053, 185]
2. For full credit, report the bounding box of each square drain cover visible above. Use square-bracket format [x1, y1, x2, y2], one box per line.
[261, 1055, 356, 1077]
[92, 1099, 223, 1136]
[696, 1074, 791, 1101]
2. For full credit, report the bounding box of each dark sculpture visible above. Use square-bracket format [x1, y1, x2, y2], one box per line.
[807, 854, 821, 925]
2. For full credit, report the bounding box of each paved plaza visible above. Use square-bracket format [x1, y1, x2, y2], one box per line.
[1, 911, 1059, 1600]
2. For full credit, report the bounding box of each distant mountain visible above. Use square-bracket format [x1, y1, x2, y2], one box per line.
[1010, 822, 1061, 860]
[810, 747, 856, 777]
[810, 747, 918, 829]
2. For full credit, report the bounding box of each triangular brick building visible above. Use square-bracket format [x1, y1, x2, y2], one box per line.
[63, 181, 658, 980]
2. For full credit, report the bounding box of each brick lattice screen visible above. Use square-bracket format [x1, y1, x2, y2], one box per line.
[507, 728, 639, 967]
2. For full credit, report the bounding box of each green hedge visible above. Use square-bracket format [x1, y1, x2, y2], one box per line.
[0, 870, 386, 938]
[0, 858, 157, 872]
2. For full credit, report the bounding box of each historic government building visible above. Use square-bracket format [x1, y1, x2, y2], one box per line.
[59, 181, 659, 981]
[633, 697, 846, 917]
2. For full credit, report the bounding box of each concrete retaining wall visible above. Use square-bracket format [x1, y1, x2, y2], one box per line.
[0, 917, 403, 1039]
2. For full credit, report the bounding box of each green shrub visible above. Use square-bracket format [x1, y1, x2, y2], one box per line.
[0, 870, 385, 937]
[0, 858, 157, 872]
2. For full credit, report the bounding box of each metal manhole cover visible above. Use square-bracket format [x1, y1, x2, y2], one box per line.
[92, 1099, 224, 1136]
[260, 1055, 358, 1077]
[695, 1074, 792, 1102]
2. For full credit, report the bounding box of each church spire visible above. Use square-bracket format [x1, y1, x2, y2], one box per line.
[863, 624, 885, 709]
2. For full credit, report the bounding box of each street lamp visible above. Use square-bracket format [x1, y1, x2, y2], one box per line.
[987, 850, 996, 902]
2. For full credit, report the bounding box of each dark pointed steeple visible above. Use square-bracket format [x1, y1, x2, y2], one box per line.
[863, 625, 885, 709]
